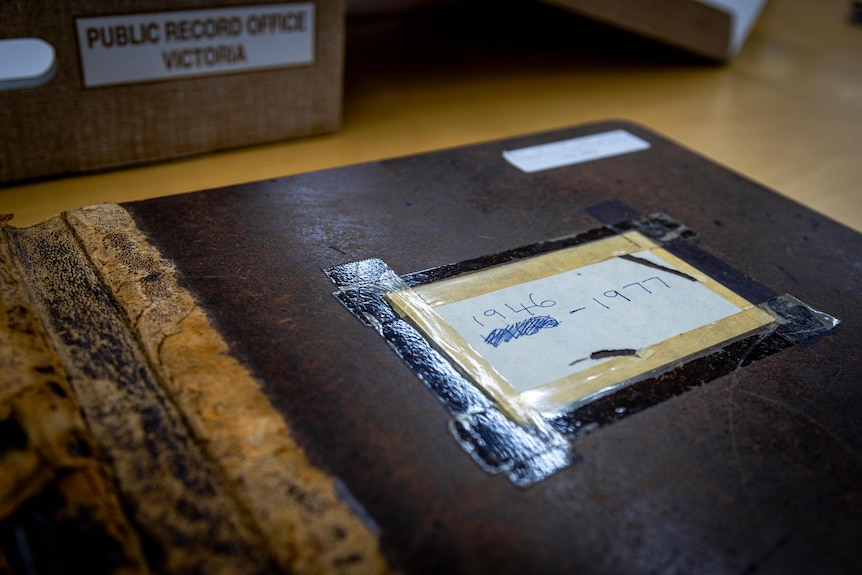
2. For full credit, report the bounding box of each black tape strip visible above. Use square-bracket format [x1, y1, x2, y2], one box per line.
[326, 259, 571, 486]
[661, 239, 777, 304]
[402, 226, 616, 287]
[381, 318, 491, 415]
[325, 208, 839, 485]
[550, 294, 840, 440]
[585, 199, 642, 225]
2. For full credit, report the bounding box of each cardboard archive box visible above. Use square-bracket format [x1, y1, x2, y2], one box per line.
[0, 0, 344, 183]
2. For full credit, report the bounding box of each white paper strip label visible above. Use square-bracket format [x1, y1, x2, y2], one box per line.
[503, 129, 650, 173]
[434, 250, 742, 393]
[75, 3, 314, 87]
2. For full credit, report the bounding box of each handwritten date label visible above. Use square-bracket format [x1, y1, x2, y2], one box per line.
[434, 251, 742, 393]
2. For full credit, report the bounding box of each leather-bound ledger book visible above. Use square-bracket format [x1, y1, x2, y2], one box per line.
[2, 121, 860, 574]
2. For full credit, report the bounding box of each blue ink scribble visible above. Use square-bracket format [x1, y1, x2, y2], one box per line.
[483, 315, 560, 348]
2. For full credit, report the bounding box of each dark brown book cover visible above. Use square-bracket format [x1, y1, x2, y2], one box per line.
[2, 120, 860, 574]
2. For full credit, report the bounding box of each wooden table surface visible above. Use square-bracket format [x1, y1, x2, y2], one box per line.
[3, 0, 861, 231]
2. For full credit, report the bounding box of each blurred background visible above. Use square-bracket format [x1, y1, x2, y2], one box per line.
[2, 0, 861, 231]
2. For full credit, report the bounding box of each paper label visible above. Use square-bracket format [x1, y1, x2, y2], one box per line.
[502, 130, 650, 173]
[433, 250, 742, 393]
[75, 3, 314, 87]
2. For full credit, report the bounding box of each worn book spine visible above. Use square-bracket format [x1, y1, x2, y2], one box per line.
[0, 205, 392, 574]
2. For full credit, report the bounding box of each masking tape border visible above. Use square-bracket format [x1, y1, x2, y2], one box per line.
[325, 211, 840, 485]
